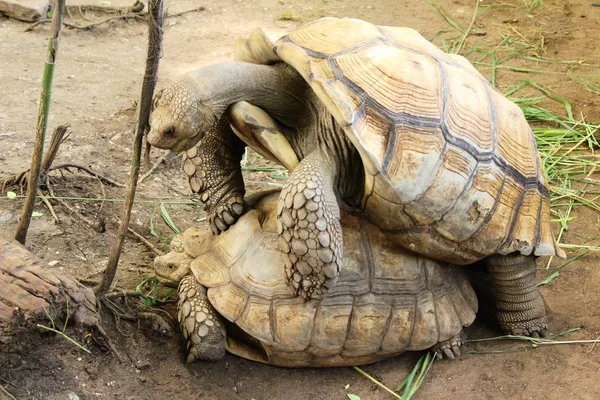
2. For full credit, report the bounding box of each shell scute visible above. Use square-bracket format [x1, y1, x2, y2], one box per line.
[471, 176, 523, 254]
[272, 299, 318, 352]
[342, 294, 391, 357]
[306, 296, 354, 357]
[404, 146, 478, 224]
[286, 17, 384, 57]
[236, 296, 274, 345]
[442, 62, 494, 153]
[385, 124, 445, 203]
[493, 97, 539, 179]
[333, 44, 442, 120]
[435, 165, 502, 242]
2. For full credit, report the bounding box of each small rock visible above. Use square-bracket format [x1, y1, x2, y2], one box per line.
[48, 260, 59, 267]
[67, 391, 80, 400]
[136, 360, 152, 371]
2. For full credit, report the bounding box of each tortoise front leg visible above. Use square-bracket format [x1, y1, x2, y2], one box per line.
[178, 275, 227, 362]
[278, 149, 343, 300]
[485, 253, 547, 337]
[183, 116, 247, 234]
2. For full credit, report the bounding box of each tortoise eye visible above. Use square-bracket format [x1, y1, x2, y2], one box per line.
[167, 264, 175, 270]
[163, 126, 175, 137]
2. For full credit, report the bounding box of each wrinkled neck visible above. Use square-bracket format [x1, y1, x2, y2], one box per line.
[184, 62, 310, 123]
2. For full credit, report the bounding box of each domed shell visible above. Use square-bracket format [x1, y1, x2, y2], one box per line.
[234, 18, 565, 264]
[190, 193, 478, 367]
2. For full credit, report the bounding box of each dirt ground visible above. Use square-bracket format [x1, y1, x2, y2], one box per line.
[1, 0, 600, 399]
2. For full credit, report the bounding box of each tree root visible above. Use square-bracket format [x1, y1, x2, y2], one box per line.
[98, 294, 173, 339]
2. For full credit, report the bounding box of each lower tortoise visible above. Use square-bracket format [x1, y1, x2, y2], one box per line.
[155, 191, 478, 366]
[148, 18, 559, 334]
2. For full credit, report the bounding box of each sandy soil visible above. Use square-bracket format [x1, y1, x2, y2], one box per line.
[1, 1, 599, 399]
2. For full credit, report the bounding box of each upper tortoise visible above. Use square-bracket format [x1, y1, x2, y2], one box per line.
[147, 18, 563, 334]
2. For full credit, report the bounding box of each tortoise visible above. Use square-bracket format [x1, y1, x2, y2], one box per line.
[154, 191, 478, 366]
[147, 17, 561, 335]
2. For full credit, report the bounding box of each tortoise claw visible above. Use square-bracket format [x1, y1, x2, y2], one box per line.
[208, 195, 246, 235]
[433, 331, 466, 360]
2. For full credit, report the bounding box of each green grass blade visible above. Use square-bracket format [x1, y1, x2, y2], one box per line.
[149, 206, 159, 237]
[352, 366, 401, 399]
[160, 202, 181, 234]
[401, 352, 435, 400]
[427, 1, 464, 33]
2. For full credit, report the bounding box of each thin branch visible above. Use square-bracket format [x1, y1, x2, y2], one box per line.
[49, 163, 124, 187]
[37, 190, 60, 224]
[0, 383, 16, 400]
[123, 221, 164, 256]
[168, 6, 206, 18]
[138, 150, 171, 183]
[96, 0, 165, 296]
[15, 0, 66, 244]
[25, 14, 145, 32]
[36, 324, 92, 353]
[47, 177, 104, 232]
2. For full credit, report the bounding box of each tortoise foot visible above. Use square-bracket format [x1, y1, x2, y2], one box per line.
[501, 317, 548, 338]
[208, 194, 246, 235]
[433, 331, 466, 360]
[178, 275, 227, 362]
[277, 150, 343, 300]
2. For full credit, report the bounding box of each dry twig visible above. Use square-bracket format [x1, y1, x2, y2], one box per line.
[37, 190, 60, 223]
[49, 163, 124, 187]
[0, 383, 16, 400]
[25, 13, 145, 32]
[96, 0, 165, 296]
[138, 150, 171, 183]
[46, 177, 105, 233]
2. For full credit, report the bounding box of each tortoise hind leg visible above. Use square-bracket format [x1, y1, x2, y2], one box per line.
[178, 275, 227, 362]
[433, 331, 466, 360]
[278, 149, 343, 300]
[485, 253, 547, 337]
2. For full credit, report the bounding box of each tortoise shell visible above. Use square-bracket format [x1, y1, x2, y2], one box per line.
[234, 17, 565, 264]
[183, 192, 477, 367]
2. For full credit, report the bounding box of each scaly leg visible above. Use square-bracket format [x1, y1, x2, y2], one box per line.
[433, 331, 466, 360]
[178, 275, 227, 362]
[278, 149, 343, 300]
[486, 253, 547, 337]
[182, 116, 246, 234]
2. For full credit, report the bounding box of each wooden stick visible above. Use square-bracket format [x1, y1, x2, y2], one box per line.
[95, 0, 165, 296]
[15, 0, 66, 245]
[0, 383, 16, 400]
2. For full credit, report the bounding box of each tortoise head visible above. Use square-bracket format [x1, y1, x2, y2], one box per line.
[147, 78, 216, 152]
[154, 251, 195, 287]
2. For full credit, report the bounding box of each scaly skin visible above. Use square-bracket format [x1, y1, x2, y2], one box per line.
[178, 275, 227, 362]
[278, 150, 343, 300]
[182, 116, 247, 234]
[433, 331, 466, 360]
[486, 253, 547, 337]
[155, 252, 227, 362]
